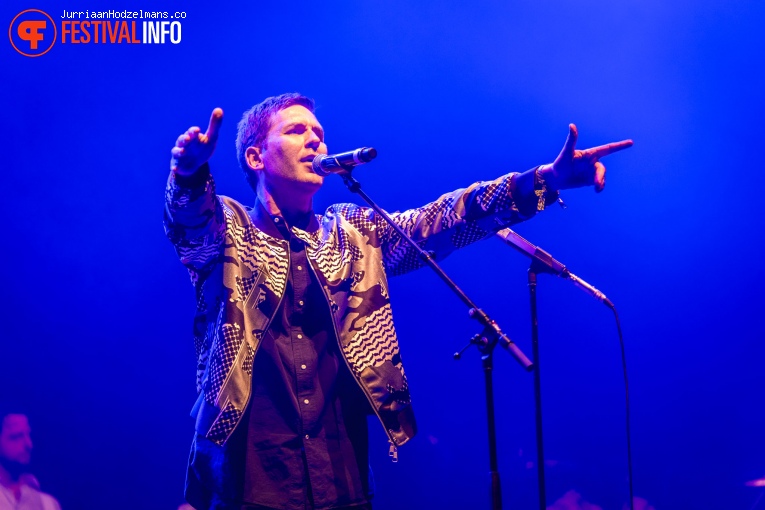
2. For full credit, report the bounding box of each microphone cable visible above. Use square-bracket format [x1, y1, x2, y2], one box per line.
[605, 301, 634, 510]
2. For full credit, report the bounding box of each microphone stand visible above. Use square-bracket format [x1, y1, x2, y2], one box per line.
[528, 265, 546, 510]
[338, 170, 532, 510]
[495, 227, 614, 510]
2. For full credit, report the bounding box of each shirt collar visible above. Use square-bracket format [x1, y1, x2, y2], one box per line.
[249, 198, 320, 240]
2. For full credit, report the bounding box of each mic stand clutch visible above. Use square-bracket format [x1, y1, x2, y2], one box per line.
[453, 324, 507, 510]
[339, 169, 531, 510]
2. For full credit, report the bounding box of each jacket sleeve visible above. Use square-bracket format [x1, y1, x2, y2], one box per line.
[368, 168, 548, 276]
[163, 162, 226, 283]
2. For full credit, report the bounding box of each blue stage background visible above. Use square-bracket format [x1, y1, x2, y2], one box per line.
[3, 1, 764, 508]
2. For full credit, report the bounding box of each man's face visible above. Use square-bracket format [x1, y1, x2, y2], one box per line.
[256, 105, 328, 194]
[0, 414, 33, 466]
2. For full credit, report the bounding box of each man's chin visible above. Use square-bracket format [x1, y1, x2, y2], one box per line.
[292, 175, 324, 191]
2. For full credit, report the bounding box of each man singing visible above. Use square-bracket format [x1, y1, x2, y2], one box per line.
[164, 93, 632, 510]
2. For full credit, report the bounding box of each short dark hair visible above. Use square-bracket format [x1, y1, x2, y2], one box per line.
[235, 92, 316, 190]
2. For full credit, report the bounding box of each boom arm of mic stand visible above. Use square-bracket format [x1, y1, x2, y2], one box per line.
[340, 172, 533, 371]
[495, 228, 614, 309]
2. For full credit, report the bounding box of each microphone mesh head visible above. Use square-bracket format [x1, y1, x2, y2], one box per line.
[361, 147, 378, 162]
[312, 155, 330, 176]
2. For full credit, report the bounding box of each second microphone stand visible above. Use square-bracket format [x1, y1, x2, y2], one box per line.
[495, 227, 616, 510]
[528, 261, 550, 510]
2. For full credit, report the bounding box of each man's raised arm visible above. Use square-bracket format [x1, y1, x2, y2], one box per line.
[353, 124, 633, 276]
[164, 108, 226, 275]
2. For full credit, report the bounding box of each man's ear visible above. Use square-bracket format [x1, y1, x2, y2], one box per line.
[245, 146, 264, 171]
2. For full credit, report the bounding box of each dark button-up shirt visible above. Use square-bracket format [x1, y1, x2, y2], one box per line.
[242, 207, 372, 510]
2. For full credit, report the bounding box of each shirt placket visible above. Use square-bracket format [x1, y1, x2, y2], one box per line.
[288, 235, 318, 440]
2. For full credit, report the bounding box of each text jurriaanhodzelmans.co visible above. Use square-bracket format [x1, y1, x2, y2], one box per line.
[60, 10, 186, 44]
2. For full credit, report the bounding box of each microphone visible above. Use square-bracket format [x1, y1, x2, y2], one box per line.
[312, 147, 378, 176]
[495, 228, 614, 309]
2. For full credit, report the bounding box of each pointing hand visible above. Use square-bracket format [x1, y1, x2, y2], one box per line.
[540, 124, 633, 192]
[170, 108, 224, 176]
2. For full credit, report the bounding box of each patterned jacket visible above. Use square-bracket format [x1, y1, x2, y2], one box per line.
[164, 163, 545, 451]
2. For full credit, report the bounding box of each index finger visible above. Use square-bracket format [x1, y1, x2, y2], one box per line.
[206, 108, 224, 142]
[588, 139, 633, 158]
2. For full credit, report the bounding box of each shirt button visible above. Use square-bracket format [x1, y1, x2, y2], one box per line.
[297, 265, 303, 271]
[298, 300, 304, 306]
[303, 399, 309, 405]
[297, 334, 303, 339]
[305, 434, 310, 439]
[273, 217, 280, 222]
[301, 364, 307, 370]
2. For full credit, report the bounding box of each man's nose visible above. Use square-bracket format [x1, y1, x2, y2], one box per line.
[306, 130, 321, 150]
